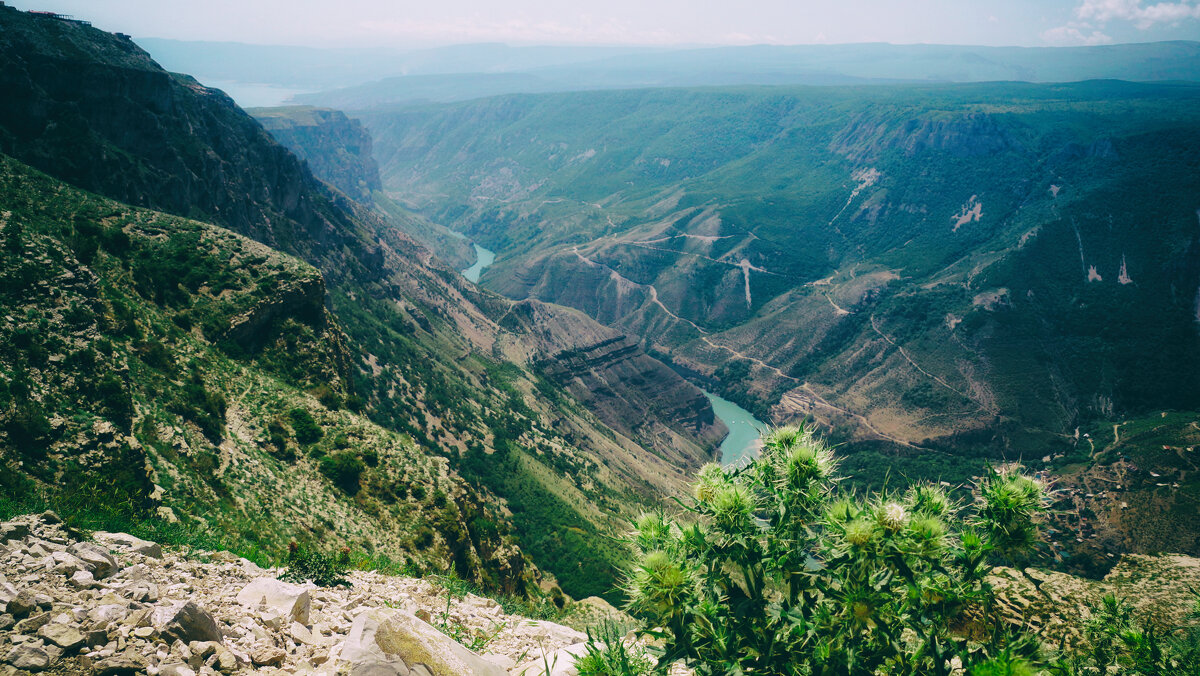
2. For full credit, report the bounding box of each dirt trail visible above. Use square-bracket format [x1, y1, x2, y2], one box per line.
[571, 247, 709, 334]
[870, 315, 992, 412]
[823, 291, 851, 316]
[699, 337, 797, 383]
[780, 384, 925, 450]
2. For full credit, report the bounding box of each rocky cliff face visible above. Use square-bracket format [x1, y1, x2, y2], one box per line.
[502, 300, 725, 471]
[249, 106, 382, 204]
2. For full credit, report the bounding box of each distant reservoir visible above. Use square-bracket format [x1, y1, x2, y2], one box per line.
[447, 229, 496, 283]
[703, 390, 768, 468]
[461, 243, 496, 283]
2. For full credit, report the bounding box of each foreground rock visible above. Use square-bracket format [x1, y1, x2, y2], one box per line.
[0, 513, 596, 675]
[337, 608, 507, 675]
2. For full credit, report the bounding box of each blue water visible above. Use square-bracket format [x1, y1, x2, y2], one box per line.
[703, 390, 769, 468]
[199, 79, 317, 108]
[461, 243, 496, 283]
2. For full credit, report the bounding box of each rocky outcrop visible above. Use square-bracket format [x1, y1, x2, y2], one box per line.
[250, 107, 383, 204]
[505, 300, 725, 471]
[222, 276, 327, 353]
[830, 110, 1023, 161]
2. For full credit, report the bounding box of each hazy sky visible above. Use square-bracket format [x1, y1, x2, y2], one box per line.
[9, 0, 1200, 47]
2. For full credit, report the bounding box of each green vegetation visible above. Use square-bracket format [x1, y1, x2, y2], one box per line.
[289, 407, 325, 444]
[318, 451, 366, 494]
[621, 425, 1049, 674]
[1054, 594, 1200, 675]
[577, 621, 655, 676]
[280, 542, 351, 587]
[605, 426, 1200, 675]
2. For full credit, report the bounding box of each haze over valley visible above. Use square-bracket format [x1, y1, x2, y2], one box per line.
[2, 1, 1200, 673]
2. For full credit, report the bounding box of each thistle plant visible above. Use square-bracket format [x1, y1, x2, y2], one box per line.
[623, 425, 1051, 675]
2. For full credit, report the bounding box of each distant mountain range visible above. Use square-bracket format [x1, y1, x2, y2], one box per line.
[136, 39, 1200, 107]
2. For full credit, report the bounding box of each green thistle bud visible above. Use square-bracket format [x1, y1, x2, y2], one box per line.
[825, 496, 859, 525]
[634, 512, 670, 548]
[908, 483, 953, 518]
[844, 518, 876, 547]
[764, 425, 805, 454]
[633, 550, 690, 615]
[908, 515, 947, 552]
[694, 462, 726, 503]
[710, 483, 755, 531]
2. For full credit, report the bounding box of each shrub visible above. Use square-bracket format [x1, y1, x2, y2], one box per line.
[577, 621, 655, 676]
[319, 451, 365, 494]
[288, 407, 323, 444]
[1049, 593, 1200, 675]
[622, 425, 1050, 675]
[279, 542, 349, 587]
[5, 400, 52, 453]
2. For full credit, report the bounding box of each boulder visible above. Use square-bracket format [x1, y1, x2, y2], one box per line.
[70, 570, 97, 589]
[7, 589, 38, 618]
[86, 604, 129, 627]
[15, 611, 51, 634]
[39, 622, 85, 650]
[67, 542, 117, 579]
[92, 652, 147, 675]
[250, 644, 285, 667]
[339, 607, 507, 676]
[47, 551, 86, 575]
[211, 646, 238, 673]
[0, 523, 29, 545]
[94, 532, 162, 559]
[159, 664, 197, 676]
[153, 601, 222, 644]
[235, 577, 310, 624]
[0, 522, 31, 543]
[3, 643, 50, 671]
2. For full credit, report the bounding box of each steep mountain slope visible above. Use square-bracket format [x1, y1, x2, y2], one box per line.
[357, 82, 1200, 542]
[0, 6, 724, 601]
[0, 153, 531, 589]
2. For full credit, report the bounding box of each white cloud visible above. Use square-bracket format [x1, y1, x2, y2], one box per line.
[1040, 24, 1114, 44]
[1075, 0, 1200, 29]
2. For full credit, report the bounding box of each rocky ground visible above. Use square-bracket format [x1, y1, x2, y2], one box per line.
[4, 510, 1198, 675]
[0, 512, 625, 675]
